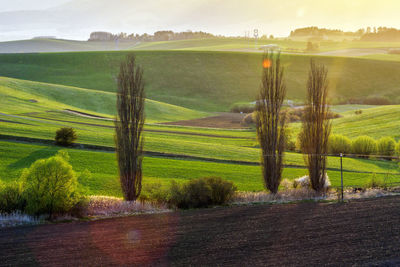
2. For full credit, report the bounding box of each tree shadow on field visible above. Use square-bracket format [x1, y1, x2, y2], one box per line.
[349, 157, 400, 173]
[7, 147, 59, 170]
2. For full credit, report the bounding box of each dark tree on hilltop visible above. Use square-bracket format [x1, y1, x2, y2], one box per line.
[300, 60, 331, 192]
[256, 51, 287, 194]
[115, 54, 145, 201]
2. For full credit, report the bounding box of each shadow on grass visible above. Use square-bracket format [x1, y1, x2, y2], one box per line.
[7, 147, 59, 170]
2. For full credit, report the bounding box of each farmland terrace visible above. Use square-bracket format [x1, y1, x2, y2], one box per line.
[1, 196, 399, 266]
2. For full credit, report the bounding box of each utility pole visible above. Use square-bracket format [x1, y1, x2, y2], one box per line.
[254, 29, 259, 49]
[340, 153, 344, 202]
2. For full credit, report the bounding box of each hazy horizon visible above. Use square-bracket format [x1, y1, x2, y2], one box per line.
[0, 0, 399, 42]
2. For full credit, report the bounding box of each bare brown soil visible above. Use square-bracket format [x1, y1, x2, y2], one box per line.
[163, 112, 248, 129]
[23, 112, 252, 139]
[1, 196, 400, 266]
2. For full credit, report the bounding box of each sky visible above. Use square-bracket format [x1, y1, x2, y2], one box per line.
[0, 0, 399, 41]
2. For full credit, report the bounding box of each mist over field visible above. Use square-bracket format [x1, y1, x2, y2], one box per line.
[1, 0, 399, 41]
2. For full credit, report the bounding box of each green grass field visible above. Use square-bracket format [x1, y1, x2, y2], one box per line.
[132, 38, 400, 55]
[0, 77, 208, 122]
[1, 141, 399, 197]
[1, 51, 400, 111]
[3, 38, 400, 54]
[1, 45, 399, 197]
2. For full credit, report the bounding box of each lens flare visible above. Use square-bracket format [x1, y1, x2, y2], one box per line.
[263, 59, 272, 69]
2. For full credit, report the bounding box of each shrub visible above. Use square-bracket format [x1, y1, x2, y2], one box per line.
[389, 49, 400, 55]
[363, 96, 391, 105]
[0, 182, 26, 214]
[397, 142, 400, 157]
[206, 177, 237, 205]
[21, 152, 80, 217]
[306, 41, 320, 52]
[295, 131, 304, 152]
[284, 128, 296, 152]
[352, 136, 377, 158]
[231, 104, 255, 113]
[138, 183, 170, 204]
[285, 108, 340, 123]
[328, 135, 352, 155]
[286, 138, 296, 152]
[55, 127, 77, 146]
[365, 174, 385, 189]
[241, 112, 255, 125]
[354, 110, 363, 115]
[377, 137, 396, 157]
[169, 177, 237, 209]
[280, 178, 292, 191]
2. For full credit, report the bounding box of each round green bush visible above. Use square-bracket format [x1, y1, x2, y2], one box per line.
[0, 181, 26, 214]
[377, 137, 396, 157]
[395, 141, 400, 157]
[328, 135, 352, 155]
[169, 177, 237, 209]
[21, 152, 79, 216]
[55, 127, 77, 146]
[351, 136, 377, 157]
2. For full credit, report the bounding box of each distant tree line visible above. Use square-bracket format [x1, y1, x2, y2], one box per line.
[290, 27, 363, 40]
[360, 27, 400, 42]
[290, 26, 400, 42]
[89, 30, 216, 42]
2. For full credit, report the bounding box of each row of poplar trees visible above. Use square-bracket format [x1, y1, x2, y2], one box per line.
[114, 51, 331, 201]
[256, 51, 331, 194]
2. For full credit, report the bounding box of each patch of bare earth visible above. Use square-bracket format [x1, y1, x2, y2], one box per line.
[1, 196, 400, 266]
[163, 112, 247, 129]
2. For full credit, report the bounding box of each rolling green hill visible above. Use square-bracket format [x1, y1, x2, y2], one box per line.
[332, 105, 400, 140]
[132, 38, 400, 53]
[290, 105, 400, 141]
[0, 38, 139, 54]
[1, 51, 400, 111]
[0, 77, 207, 123]
[2, 37, 400, 54]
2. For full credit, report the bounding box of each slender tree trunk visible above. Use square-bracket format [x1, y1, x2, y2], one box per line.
[256, 50, 287, 194]
[115, 54, 145, 201]
[301, 60, 331, 192]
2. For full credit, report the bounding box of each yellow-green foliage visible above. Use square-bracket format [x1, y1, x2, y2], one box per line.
[21, 151, 79, 216]
[377, 137, 397, 156]
[169, 177, 237, 209]
[352, 136, 377, 157]
[0, 181, 26, 213]
[328, 135, 352, 154]
[365, 174, 386, 189]
[396, 141, 400, 156]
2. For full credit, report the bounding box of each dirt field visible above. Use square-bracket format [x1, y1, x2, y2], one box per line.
[1, 196, 400, 266]
[163, 112, 247, 129]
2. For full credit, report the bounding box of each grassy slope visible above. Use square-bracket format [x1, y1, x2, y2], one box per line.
[359, 54, 400, 62]
[1, 141, 398, 196]
[0, 38, 140, 54]
[1, 107, 399, 175]
[0, 77, 207, 123]
[116, 38, 400, 53]
[332, 105, 400, 140]
[2, 38, 400, 54]
[291, 105, 400, 140]
[1, 51, 400, 111]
